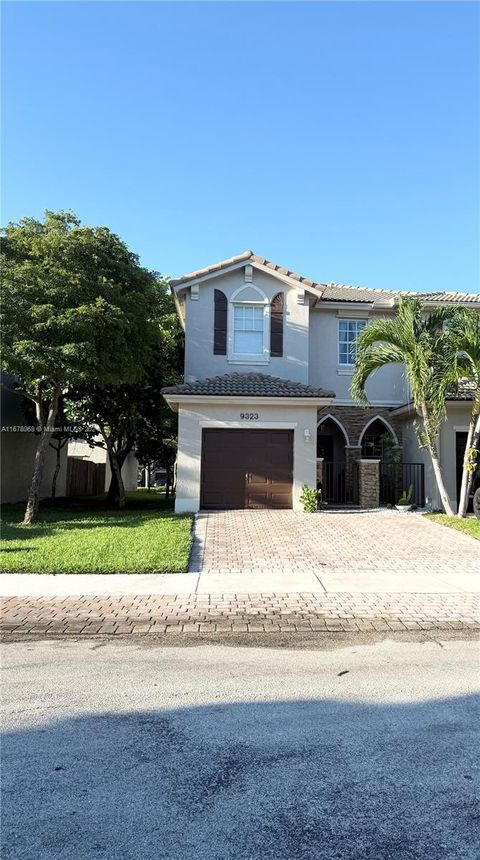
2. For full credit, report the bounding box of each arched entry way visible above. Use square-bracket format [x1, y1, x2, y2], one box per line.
[317, 416, 348, 504]
[359, 417, 399, 461]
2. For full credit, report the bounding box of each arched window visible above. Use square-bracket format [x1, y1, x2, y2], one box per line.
[360, 417, 398, 460]
[228, 284, 270, 363]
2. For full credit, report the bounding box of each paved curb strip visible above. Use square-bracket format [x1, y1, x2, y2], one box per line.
[1, 592, 479, 635]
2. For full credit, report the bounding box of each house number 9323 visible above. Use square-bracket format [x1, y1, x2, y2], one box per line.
[240, 412, 259, 420]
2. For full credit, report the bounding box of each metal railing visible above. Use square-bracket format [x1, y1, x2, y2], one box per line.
[318, 461, 348, 505]
[379, 462, 425, 507]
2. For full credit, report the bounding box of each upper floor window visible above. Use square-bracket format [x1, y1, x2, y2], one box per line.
[226, 283, 271, 364]
[233, 304, 264, 355]
[338, 319, 367, 365]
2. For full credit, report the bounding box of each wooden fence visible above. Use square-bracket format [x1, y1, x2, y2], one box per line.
[66, 457, 106, 497]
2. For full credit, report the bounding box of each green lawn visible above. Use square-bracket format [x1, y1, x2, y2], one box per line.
[0, 491, 193, 573]
[424, 513, 480, 540]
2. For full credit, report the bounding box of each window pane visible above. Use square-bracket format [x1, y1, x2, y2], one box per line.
[234, 330, 263, 355]
[233, 304, 264, 354]
[339, 319, 367, 364]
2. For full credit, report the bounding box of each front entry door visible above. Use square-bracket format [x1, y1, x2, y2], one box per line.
[201, 429, 293, 509]
[456, 432, 467, 504]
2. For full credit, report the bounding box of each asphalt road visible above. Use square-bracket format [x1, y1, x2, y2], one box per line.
[1, 637, 479, 860]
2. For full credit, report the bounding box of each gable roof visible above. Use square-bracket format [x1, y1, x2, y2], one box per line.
[171, 250, 480, 306]
[170, 250, 326, 295]
[162, 371, 334, 399]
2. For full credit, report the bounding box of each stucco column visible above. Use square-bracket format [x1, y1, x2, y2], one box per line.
[357, 459, 380, 508]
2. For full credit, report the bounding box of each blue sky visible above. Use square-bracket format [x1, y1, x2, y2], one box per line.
[2, 1, 479, 291]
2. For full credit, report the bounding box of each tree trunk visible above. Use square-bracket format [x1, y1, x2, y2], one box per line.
[106, 468, 120, 505]
[110, 456, 126, 509]
[23, 390, 60, 525]
[457, 411, 480, 518]
[420, 404, 454, 516]
[165, 465, 171, 500]
[428, 450, 455, 516]
[105, 447, 130, 505]
[51, 443, 62, 501]
[106, 447, 126, 509]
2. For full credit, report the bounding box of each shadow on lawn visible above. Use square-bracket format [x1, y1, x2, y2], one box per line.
[0, 495, 186, 552]
[0, 511, 182, 544]
[1, 694, 478, 860]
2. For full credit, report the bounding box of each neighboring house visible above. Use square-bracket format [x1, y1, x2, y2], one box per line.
[162, 251, 480, 513]
[1, 375, 68, 503]
[68, 440, 139, 494]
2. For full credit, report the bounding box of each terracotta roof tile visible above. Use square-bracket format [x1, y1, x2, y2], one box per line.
[171, 251, 326, 292]
[321, 283, 397, 303]
[416, 291, 480, 304]
[162, 372, 335, 399]
[447, 378, 477, 400]
[170, 251, 479, 305]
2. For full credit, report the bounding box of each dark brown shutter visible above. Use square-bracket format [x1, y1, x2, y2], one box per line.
[214, 289, 227, 355]
[270, 292, 284, 357]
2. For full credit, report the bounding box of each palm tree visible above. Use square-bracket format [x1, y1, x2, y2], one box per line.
[433, 309, 480, 518]
[351, 297, 455, 516]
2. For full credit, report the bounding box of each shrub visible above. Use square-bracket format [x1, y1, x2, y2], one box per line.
[300, 485, 320, 513]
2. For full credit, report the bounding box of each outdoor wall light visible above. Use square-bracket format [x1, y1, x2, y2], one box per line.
[304, 428, 312, 442]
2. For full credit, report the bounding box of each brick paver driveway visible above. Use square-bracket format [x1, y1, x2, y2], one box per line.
[190, 509, 480, 575]
[2, 510, 478, 638]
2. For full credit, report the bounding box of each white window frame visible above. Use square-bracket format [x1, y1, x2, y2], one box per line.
[338, 318, 367, 368]
[227, 284, 271, 365]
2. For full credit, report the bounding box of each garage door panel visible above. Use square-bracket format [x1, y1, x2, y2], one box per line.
[201, 429, 293, 510]
[248, 471, 268, 485]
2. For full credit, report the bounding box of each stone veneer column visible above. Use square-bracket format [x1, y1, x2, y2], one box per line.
[357, 459, 380, 508]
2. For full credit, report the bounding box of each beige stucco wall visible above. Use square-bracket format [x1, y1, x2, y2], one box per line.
[439, 403, 472, 513]
[175, 401, 319, 513]
[181, 265, 412, 407]
[68, 440, 107, 464]
[183, 268, 310, 384]
[308, 307, 410, 405]
[401, 402, 472, 512]
[105, 450, 139, 492]
[401, 419, 438, 508]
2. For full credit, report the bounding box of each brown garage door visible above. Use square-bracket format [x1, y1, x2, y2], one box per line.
[201, 429, 293, 510]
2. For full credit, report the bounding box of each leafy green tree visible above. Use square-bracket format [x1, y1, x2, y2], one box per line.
[67, 281, 183, 508]
[351, 297, 456, 515]
[136, 409, 178, 500]
[1, 211, 159, 523]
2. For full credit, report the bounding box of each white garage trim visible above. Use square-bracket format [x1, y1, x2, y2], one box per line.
[200, 421, 298, 429]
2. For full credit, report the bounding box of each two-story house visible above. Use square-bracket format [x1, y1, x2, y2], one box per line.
[162, 251, 479, 513]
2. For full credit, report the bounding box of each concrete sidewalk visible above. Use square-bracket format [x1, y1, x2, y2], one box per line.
[1, 565, 478, 596]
